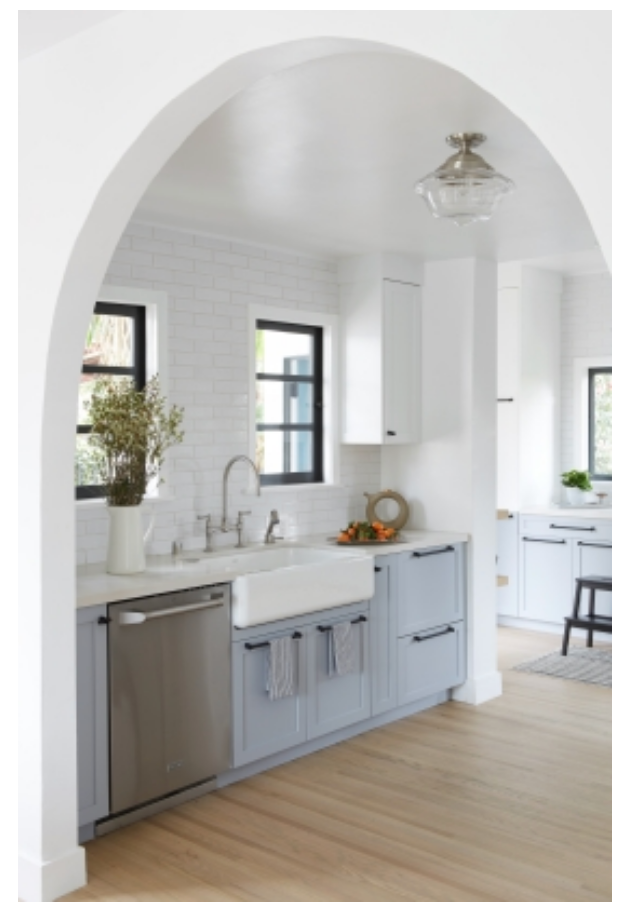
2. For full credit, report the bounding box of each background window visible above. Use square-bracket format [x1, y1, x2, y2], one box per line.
[588, 367, 612, 480]
[76, 302, 146, 499]
[255, 320, 323, 485]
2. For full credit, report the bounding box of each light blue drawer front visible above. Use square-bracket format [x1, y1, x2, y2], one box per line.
[397, 621, 466, 706]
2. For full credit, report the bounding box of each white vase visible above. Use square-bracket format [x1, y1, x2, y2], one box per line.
[106, 505, 150, 574]
[564, 488, 585, 507]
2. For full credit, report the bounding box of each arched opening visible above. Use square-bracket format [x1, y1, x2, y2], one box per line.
[19, 15, 611, 901]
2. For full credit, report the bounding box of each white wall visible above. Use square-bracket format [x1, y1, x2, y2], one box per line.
[382, 258, 501, 705]
[560, 272, 613, 477]
[77, 221, 382, 564]
[18, 11, 612, 901]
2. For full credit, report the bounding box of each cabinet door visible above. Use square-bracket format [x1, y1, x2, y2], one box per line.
[370, 558, 398, 716]
[398, 621, 466, 705]
[232, 628, 306, 767]
[307, 611, 371, 741]
[76, 605, 109, 829]
[397, 546, 461, 636]
[574, 540, 612, 618]
[383, 280, 421, 444]
[519, 536, 572, 624]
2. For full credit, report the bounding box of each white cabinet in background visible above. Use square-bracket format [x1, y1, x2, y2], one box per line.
[513, 514, 612, 628]
[339, 253, 422, 445]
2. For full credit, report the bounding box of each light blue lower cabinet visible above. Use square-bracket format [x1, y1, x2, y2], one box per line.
[232, 624, 307, 768]
[306, 607, 371, 741]
[76, 604, 110, 835]
[396, 544, 464, 635]
[397, 621, 466, 706]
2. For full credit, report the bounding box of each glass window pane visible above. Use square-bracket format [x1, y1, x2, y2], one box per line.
[78, 373, 133, 424]
[256, 380, 314, 425]
[592, 371, 612, 475]
[75, 434, 104, 487]
[256, 327, 313, 376]
[83, 313, 134, 367]
[257, 430, 313, 476]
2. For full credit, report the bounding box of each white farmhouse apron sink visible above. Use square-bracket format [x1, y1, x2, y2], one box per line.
[147, 545, 375, 628]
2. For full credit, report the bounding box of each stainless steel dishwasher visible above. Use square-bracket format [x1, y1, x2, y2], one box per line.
[102, 584, 231, 831]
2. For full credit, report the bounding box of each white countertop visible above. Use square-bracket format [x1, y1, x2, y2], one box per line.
[520, 506, 612, 520]
[76, 528, 468, 608]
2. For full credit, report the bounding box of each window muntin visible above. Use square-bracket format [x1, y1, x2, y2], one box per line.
[255, 320, 323, 485]
[75, 303, 146, 499]
[588, 367, 612, 480]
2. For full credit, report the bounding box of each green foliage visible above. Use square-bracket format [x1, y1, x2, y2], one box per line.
[560, 469, 592, 491]
[86, 375, 184, 506]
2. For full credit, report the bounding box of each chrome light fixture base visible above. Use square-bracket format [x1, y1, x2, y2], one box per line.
[415, 132, 515, 227]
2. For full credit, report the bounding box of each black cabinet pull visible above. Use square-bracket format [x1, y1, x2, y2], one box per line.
[97, 616, 111, 625]
[412, 546, 454, 558]
[497, 398, 514, 403]
[550, 524, 596, 532]
[245, 631, 302, 651]
[578, 541, 612, 549]
[375, 566, 382, 573]
[317, 615, 367, 633]
[413, 626, 455, 643]
[523, 537, 566, 545]
[386, 431, 397, 436]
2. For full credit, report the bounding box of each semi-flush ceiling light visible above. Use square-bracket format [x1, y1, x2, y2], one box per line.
[414, 133, 515, 227]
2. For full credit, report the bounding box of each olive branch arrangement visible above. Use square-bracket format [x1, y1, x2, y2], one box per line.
[87, 375, 184, 506]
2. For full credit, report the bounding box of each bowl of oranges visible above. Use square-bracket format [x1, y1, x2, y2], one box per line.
[336, 520, 398, 544]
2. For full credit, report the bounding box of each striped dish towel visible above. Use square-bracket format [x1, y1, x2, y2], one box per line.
[328, 621, 355, 677]
[265, 636, 295, 701]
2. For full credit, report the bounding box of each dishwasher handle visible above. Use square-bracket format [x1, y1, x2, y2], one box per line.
[118, 597, 225, 626]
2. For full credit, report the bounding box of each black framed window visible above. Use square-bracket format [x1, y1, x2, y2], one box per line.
[75, 303, 146, 499]
[255, 320, 323, 486]
[588, 367, 612, 480]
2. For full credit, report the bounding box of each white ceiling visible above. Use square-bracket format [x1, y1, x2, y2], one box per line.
[18, 11, 122, 60]
[134, 51, 602, 268]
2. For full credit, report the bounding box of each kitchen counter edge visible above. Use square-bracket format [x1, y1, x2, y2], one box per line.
[76, 529, 469, 608]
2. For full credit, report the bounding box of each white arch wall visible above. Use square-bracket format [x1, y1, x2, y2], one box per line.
[19, 12, 611, 901]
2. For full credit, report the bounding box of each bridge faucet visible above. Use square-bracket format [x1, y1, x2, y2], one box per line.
[222, 455, 261, 532]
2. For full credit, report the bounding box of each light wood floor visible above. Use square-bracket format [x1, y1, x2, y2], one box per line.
[61, 629, 612, 902]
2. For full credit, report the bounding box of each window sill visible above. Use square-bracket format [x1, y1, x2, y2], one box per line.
[259, 482, 347, 494]
[75, 494, 175, 508]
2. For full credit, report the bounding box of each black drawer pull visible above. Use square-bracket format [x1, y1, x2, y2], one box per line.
[245, 631, 302, 651]
[375, 566, 382, 572]
[550, 524, 596, 532]
[413, 626, 455, 643]
[97, 616, 111, 625]
[497, 398, 514, 403]
[317, 615, 367, 633]
[578, 541, 612, 549]
[523, 537, 566, 545]
[386, 430, 397, 436]
[412, 546, 454, 558]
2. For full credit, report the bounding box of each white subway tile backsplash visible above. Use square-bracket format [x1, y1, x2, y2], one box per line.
[77, 221, 382, 560]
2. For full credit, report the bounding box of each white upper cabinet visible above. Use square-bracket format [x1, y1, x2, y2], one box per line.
[339, 254, 422, 445]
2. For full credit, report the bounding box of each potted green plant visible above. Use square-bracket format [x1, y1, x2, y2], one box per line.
[86, 374, 184, 573]
[560, 469, 592, 507]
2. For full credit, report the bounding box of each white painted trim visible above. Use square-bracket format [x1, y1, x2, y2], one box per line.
[248, 304, 341, 487]
[571, 354, 611, 471]
[19, 846, 86, 903]
[452, 670, 503, 706]
[81, 285, 172, 501]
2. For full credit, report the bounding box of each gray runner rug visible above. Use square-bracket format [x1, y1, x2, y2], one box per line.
[513, 647, 611, 687]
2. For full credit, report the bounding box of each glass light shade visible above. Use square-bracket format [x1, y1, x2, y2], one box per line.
[415, 133, 515, 227]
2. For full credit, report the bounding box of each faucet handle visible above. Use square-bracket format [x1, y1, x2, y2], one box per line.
[197, 513, 211, 522]
[269, 509, 280, 522]
[237, 510, 252, 520]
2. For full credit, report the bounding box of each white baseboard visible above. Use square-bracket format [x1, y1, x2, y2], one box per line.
[498, 615, 612, 642]
[452, 670, 503, 705]
[18, 846, 86, 902]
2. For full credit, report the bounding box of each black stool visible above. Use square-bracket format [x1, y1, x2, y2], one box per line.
[562, 574, 612, 656]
